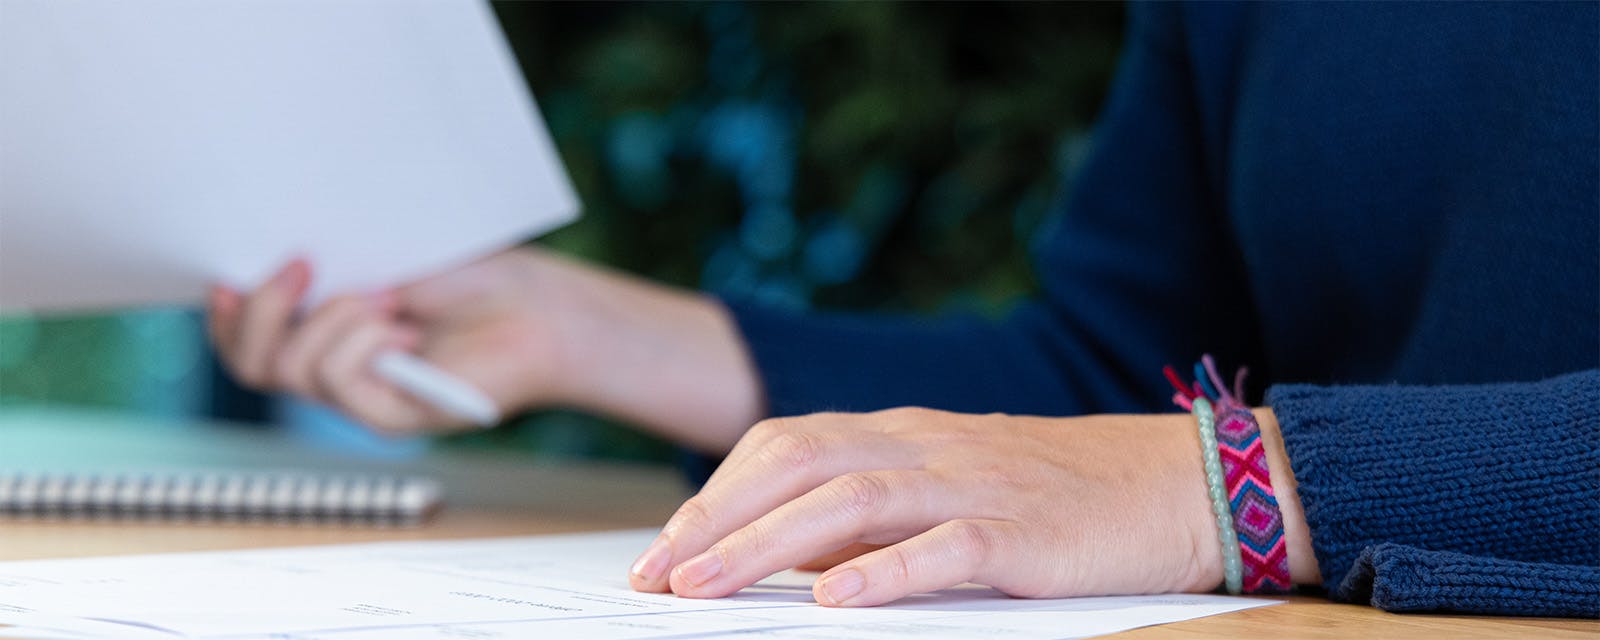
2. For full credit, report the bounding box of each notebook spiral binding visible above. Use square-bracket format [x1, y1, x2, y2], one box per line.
[0, 471, 442, 527]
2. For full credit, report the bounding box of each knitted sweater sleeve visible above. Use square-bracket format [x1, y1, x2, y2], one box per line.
[1266, 369, 1600, 617]
[722, 3, 1256, 420]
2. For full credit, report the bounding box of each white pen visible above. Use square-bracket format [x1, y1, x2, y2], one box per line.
[371, 351, 501, 428]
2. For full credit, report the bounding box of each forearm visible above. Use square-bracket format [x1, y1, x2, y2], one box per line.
[538, 252, 762, 454]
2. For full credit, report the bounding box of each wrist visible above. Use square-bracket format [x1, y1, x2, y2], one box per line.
[1160, 413, 1228, 593]
[1170, 403, 1318, 593]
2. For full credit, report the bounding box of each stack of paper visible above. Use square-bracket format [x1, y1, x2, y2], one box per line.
[0, 529, 1275, 639]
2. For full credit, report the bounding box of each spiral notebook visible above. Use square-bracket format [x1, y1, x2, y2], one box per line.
[0, 471, 442, 527]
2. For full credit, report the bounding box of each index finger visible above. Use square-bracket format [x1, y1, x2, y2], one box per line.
[207, 284, 243, 352]
[666, 470, 955, 599]
[232, 258, 311, 388]
[627, 416, 919, 593]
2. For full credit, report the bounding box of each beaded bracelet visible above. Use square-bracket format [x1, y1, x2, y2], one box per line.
[1165, 354, 1291, 595]
[1190, 396, 1244, 594]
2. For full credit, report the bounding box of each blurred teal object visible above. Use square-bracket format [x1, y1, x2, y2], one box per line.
[0, 308, 208, 419]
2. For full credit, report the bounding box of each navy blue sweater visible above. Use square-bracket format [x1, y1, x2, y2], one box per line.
[723, 2, 1600, 617]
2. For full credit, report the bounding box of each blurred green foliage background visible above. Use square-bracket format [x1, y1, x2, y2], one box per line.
[0, 1, 1124, 463]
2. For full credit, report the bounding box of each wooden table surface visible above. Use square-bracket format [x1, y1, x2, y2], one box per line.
[1, 408, 1594, 639]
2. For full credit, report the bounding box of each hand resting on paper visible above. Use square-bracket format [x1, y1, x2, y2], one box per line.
[207, 246, 762, 450]
[628, 408, 1319, 607]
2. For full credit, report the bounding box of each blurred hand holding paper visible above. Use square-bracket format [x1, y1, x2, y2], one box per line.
[0, 0, 579, 312]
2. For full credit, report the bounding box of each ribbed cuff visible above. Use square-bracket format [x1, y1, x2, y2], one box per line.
[1267, 370, 1600, 616]
[1338, 543, 1600, 617]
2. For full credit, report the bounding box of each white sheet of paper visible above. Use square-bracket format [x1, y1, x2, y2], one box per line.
[0, 0, 578, 312]
[0, 529, 1277, 640]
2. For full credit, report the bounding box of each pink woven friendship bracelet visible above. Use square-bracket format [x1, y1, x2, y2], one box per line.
[1166, 354, 1292, 594]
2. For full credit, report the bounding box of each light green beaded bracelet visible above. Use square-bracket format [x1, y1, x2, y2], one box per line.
[1192, 397, 1244, 594]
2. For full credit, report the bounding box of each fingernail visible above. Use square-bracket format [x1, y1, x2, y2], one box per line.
[676, 548, 724, 587]
[630, 537, 671, 581]
[818, 569, 864, 605]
